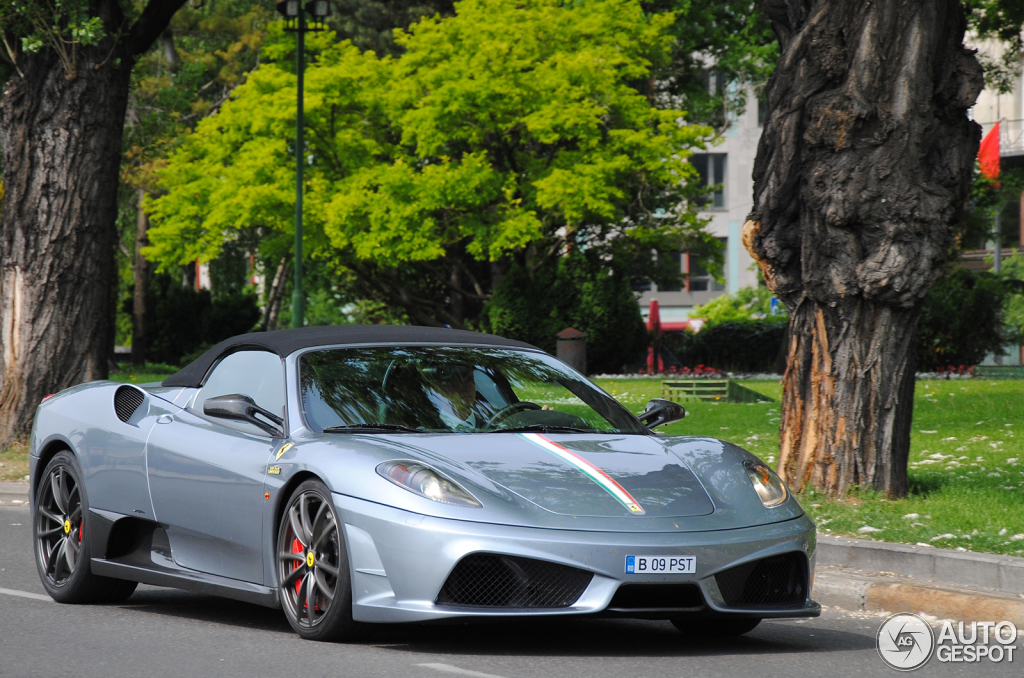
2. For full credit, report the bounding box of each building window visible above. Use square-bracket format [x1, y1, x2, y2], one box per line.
[686, 238, 726, 292]
[691, 153, 726, 209]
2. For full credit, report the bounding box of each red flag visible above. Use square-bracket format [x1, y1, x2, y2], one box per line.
[979, 122, 1000, 180]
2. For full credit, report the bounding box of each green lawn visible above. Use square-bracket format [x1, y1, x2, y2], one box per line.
[592, 377, 1024, 557]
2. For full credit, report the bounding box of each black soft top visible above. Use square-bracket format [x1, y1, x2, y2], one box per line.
[161, 325, 538, 388]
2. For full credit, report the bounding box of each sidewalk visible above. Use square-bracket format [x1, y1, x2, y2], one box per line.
[0, 482, 29, 506]
[814, 535, 1024, 624]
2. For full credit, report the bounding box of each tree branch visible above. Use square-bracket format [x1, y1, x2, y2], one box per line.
[125, 0, 191, 60]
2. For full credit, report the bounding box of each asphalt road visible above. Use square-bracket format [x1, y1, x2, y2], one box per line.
[0, 505, 1016, 678]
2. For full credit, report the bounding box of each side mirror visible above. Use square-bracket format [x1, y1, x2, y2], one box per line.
[639, 398, 686, 429]
[203, 394, 284, 437]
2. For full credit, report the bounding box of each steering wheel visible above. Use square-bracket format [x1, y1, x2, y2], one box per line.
[485, 401, 541, 429]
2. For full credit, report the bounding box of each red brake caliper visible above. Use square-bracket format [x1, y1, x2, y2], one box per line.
[291, 538, 304, 597]
[79, 521, 83, 542]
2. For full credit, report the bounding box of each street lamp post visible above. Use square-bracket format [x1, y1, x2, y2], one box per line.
[276, 1, 331, 329]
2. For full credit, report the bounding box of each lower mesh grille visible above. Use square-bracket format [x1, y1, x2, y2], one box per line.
[436, 554, 593, 608]
[608, 583, 704, 610]
[715, 552, 807, 607]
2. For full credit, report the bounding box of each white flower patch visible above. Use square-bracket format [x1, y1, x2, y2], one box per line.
[999, 528, 1008, 536]
[956, 446, 968, 452]
[942, 437, 957, 441]
[920, 430, 938, 434]
[858, 526, 883, 534]
[928, 452, 950, 460]
[988, 472, 1001, 477]
[931, 533, 957, 541]
[990, 441, 1004, 449]
[1012, 534, 1024, 541]
[1007, 458, 1019, 465]
[903, 513, 920, 520]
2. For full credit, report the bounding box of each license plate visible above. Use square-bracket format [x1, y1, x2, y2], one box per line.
[625, 555, 695, 574]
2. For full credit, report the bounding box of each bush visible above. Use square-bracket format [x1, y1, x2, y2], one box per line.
[916, 267, 1018, 371]
[141, 274, 261, 366]
[664, 317, 787, 373]
[484, 254, 648, 374]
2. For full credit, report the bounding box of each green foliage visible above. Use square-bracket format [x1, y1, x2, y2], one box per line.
[1000, 250, 1024, 342]
[0, 0, 106, 77]
[916, 267, 1018, 371]
[484, 253, 649, 374]
[665, 318, 786, 373]
[964, 0, 1024, 93]
[146, 0, 716, 327]
[328, 0, 455, 56]
[643, 0, 777, 130]
[691, 285, 783, 326]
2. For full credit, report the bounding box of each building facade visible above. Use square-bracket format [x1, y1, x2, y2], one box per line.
[637, 90, 763, 328]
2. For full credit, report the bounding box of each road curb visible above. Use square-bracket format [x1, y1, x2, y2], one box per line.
[0, 482, 29, 506]
[817, 534, 1024, 595]
[814, 535, 1024, 623]
[814, 569, 1024, 625]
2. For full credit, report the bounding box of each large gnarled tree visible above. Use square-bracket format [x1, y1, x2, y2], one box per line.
[744, 0, 985, 497]
[0, 1, 188, 447]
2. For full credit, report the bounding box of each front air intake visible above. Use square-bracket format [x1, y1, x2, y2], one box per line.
[715, 552, 807, 607]
[435, 554, 593, 608]
[607, 583, 704, 611]
[113, 385, 145, 423]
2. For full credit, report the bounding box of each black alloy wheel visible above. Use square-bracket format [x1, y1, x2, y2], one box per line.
[276, 479, 364, 641]
[33, 451, 138, 603]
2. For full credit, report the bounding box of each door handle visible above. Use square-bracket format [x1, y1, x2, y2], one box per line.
[157, 414, 173, 424]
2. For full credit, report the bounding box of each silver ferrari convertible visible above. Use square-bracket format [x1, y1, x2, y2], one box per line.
[29, 326, 818, 641]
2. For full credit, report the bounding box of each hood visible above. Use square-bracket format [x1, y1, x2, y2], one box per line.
[437, 433, 714, 518]
[299, 432, 805, 533]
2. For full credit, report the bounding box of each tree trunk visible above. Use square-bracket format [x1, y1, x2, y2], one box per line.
[0, 48, 131, 444]
[132, 189, 150, 367]
[261, 257, 288, 332]
[0, 0, 187, 447]
[744, 0, 984, 496]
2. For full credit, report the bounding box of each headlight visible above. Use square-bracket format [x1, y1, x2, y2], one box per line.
[376, 461, 482, 508]
[744, 460, 788, 507]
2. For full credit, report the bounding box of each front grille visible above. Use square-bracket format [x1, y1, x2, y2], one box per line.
[715, 552, 807, 607]
[435, 554, 593, 608]
[608, 583, 704, 610]
[113, 386, 145, 423]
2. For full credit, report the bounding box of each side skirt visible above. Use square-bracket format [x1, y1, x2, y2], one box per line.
[91, 558, 280, 609]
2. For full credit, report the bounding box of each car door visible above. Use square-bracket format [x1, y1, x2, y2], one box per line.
[146, 350, 286, 584]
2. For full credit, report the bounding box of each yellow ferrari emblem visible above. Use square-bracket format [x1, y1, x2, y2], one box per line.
[275, 443, 294, 461]
[306, 552, 315, 567]
[63, 519, 71, 534]
[268, 466, 281, 475]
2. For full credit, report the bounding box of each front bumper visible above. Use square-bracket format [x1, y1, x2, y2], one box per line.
[333, 493, 820, 623]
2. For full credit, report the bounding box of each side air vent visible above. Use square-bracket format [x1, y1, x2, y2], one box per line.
[715, 552, 807, 607]
[114, 385, 146, 423]
[435, 554, 593, 608]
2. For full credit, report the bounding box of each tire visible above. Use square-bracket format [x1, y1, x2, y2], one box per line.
[33, 451, 139, 604]
[671, 617, 761, 637]
[276, 479, 366, 641]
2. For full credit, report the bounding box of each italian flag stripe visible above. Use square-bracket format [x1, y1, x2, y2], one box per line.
[518, 432, 645, 515]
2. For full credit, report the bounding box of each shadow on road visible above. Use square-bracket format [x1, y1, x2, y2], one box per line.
[115, 588, 874, 658]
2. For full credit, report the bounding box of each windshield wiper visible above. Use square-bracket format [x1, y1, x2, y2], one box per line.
[322, 423, 421, 434]
[487, 424, 598, 434]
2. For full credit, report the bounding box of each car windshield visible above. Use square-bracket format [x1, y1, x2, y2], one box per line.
[299, 346, 648, 434]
